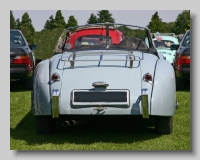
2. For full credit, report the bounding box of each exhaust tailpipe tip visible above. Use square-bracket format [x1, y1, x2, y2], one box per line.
[62, 121, 70, 127]
[69, 120, 76, 126]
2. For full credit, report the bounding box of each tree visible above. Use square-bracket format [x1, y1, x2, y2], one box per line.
[186, 19, 190, 31]
[54, 10, 66, 28]
[19, 12, 36, 44]
[173, 10, 190, 34]
[163, 22, 175, 33]
[15, 18, 22, 29]
[66, 16, 78, 31]
[10, 10, 16, 29]
[147, 12, 165, 33]
[44, 15, 55, 30]
[97, 10, 115, 23]
[44, 19, 51, 30]
[87, 13, 98, 24]
[117, 25, 133, 38]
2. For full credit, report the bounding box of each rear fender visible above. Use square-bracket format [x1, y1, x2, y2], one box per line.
[140, 54, 158, 117]
[32, 59, 51, 115]
[49, 54, 66, 102]
[157, 52, 165, 60]
[151, 59, 176, 116]
[31, 54, 66, 116]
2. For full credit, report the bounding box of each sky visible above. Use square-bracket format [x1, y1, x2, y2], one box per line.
[12, 10, 183, 32]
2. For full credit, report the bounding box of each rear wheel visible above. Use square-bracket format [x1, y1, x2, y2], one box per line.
[24, 77, 33, 90]
[35, 116, 56, 135]
[155, 116, 173, 134]
[175, 75, 185, 90]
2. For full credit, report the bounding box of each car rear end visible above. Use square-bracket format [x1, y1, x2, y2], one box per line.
[175, 48, 190, 79]
[10, 30, 34, 88]
[10, 47, 34, 79]
[49, 49, 175, 118]
[174, 30, 190, 81]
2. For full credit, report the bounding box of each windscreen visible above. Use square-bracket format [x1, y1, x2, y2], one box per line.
[154, 40, 175, 49]
[182, 31, 190, 47]
[66, 24, 151, 51]
[10, 30, 25, 46]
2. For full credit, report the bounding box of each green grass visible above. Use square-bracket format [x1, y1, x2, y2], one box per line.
[10, 81, 190, 150]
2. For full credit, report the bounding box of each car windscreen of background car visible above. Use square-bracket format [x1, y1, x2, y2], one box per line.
[154, 40, 175, 49]
[182, 31, 190, 47]
[10, 31, 25, 46]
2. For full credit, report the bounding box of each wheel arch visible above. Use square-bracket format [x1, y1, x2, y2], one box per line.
[151, 59, 176, 116]
[31, 59, 51, 115]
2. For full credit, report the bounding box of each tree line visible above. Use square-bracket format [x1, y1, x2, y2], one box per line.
[10, 10, 190, 44]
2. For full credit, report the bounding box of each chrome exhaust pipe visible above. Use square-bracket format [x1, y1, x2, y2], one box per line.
[69, 120, 76, 126]
[62, 121, 70, 127]
[67, 118, 91, 126]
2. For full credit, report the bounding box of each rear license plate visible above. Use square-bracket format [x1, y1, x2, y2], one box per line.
[71, 89, 130, 108]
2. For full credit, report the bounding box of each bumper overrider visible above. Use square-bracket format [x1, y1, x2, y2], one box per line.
[52, 89, 60, 118]
[141, 88, 149, 118]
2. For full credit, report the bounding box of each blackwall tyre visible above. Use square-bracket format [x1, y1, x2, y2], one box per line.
[35, 116, 56, 135]
[24, 77, 33, 90]
[175, 75, 185, 90]
[155, 116, 173, 134]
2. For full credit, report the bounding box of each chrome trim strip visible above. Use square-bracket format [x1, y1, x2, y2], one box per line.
[92, 81, 109, 87]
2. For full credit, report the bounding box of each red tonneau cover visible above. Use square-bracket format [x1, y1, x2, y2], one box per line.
[68, 28, 124, 48]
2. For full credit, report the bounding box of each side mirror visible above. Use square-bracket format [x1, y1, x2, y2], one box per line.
[30, 44, 37, 50]
[170, 44, 179, 50]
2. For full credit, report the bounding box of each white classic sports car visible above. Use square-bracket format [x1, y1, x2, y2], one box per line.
[32, 23, 177, 135]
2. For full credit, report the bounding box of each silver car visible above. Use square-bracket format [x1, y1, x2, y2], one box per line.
[32, 23, 177, 135]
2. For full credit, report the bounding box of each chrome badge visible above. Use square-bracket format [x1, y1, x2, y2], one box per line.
[92, 81, 109, 87]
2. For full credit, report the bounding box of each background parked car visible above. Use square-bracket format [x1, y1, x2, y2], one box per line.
[176, 34, 184, 42]
[170, 29, 190, 90]
[152, 32, 179, 65]
[10, 29, 37, 89]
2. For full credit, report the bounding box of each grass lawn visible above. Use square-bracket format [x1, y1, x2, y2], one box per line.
[10, 81, 190, 150]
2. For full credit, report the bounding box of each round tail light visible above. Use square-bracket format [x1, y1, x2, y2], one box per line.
[143, 73, 152, 84]
[51, 73, 60, 82]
